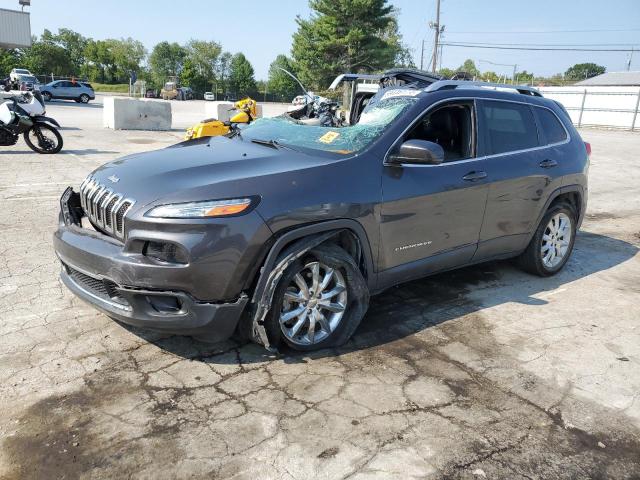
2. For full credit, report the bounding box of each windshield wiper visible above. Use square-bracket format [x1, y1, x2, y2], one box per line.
[251, 138, 299, 151]
[250, 138, 282, 149]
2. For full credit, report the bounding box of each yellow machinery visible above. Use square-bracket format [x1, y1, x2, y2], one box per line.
[184, 97, 257, 140]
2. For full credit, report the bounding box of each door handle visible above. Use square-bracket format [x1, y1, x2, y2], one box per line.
[539, 159, 558, 168]
[462, 171, 487, 182]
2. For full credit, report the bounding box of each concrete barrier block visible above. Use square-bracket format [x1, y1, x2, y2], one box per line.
[103, 97, 171, 130]
[204, 101, 234, 122]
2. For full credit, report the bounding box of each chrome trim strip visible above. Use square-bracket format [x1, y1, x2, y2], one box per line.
[61, 262, 131, 312]
[77, 175, 135, 241]
[384, 96, 571, 168]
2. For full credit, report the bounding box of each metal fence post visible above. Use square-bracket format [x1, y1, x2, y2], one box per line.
[577, 89, 587, 127]
[631, 89, 640, 131]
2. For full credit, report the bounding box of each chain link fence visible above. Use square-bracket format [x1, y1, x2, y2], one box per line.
[538, 86, 640, 131]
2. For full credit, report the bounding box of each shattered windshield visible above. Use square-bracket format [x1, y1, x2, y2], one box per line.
[240, 94, 419, 154]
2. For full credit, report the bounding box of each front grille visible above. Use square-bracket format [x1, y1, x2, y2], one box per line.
[64, 263, 129, 307]
[79, 176, 135, 240]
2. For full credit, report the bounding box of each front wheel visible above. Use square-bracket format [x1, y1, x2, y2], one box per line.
[23, 123, 63, 154]
[517, 203, 576, 276]
[79, 94, 90, 103]
[42, 92, 52, 102]
[264, 244, 369, 351]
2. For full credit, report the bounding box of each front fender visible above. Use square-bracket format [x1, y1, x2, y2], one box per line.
[33, 115, 60, 128]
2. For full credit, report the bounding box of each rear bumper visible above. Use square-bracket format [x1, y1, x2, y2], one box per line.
[54, 224, 249, 341]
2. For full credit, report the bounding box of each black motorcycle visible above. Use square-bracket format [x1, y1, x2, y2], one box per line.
[0, 89, 63, 154]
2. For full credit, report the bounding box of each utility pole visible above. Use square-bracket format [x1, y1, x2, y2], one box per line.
[429, 0, 443, 72]
[628, 47, 634, 71]
[420, 39, 425, 70]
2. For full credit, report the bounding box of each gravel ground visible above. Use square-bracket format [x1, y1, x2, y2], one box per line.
[0, 99, 639, 479]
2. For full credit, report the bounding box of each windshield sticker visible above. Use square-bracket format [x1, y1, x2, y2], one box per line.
[318, 131, 340, 144]
[381, 89, 421, 101]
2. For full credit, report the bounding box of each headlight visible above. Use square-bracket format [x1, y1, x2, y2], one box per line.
[146, 198, 253, 219]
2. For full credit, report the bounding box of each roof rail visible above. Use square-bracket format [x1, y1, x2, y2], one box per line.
[425, 80, 543, 97]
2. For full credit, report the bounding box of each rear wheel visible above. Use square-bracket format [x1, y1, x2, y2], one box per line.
[517, 203, 576, 276]
[265, 244, 369, 351]
[23, 123, 63, 154]
[79, 94, 90, 103]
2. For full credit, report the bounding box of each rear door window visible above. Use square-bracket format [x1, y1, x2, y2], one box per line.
[534, 107, 568, 145]
[479, 100, 539, 155]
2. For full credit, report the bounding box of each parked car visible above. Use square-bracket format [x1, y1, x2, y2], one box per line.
[145, 89, 157, 98]
[9, 68, 32, 81]
[54, 72, 589, 352]
[40, 80, 95, 103]
[179, 87, 194, 100]
[204, 91, 215, 101]
[15, 74, 39, 91]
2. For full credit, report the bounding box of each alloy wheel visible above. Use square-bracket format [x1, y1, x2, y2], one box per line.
[541, 212, 572, 269]
[279, 261, 347, 346]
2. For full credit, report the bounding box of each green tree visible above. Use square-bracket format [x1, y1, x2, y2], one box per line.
[109, 38, 146, 82]
[481, 70, 499, 83]
[267, 54, 300, 100]
[181, 40, 221, 92]
[458, 59, 480, 77]
[565, 62, 605, 80]
[291, 0, 403, 89]
[515, 70, 534, 85]
[0, 48, 21, 77]
[438, 67, 455, 79]
[53, 28, 88, 74]
[149, 41, 186, 86]
[384, 13, 415, 68]
[21, 33, 73, 77]
[228, 53, 256, 96]
[215, 51, 233, 95]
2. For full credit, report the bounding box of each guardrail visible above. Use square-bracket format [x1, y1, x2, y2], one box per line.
[538, 87, 640, 131]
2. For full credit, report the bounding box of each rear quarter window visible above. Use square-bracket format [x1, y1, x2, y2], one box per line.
[534, 107, 568, 145]
[480, 100, 539, 155]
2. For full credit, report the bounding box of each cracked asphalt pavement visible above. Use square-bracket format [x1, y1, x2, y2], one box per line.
[0, 99, 639, 479]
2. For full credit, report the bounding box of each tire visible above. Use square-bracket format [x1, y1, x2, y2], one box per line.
[517, 202, 577, 276]
[264, 243, 369, 351]
[23, 123, 63, 154]
[79, 94, 90, 103]
[42, 91, 52, 102]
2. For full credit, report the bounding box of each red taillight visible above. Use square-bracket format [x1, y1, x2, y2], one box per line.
[585, 142, 591, 157]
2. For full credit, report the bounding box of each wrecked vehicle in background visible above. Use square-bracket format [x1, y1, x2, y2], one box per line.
[53, 69, 589, 352]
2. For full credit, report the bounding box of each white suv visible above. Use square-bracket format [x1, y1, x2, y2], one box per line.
[10, 68, 33, 81]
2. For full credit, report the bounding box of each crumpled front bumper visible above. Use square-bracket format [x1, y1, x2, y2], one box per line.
[54, 224, 248, 342]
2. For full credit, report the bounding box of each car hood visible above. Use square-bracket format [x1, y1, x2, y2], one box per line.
[87, 135, 334, 209]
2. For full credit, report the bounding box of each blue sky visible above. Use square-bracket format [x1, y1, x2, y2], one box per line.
[2, 0, 639, 80]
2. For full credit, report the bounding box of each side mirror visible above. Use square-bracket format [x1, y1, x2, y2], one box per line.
[388, 139, 444, 165]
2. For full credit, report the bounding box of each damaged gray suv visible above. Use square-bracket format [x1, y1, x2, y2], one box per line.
[54, 71, 590, 351]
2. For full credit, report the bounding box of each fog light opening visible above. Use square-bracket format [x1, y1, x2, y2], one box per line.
[147, 295, 182, 314]
[143, 241, 188, 264]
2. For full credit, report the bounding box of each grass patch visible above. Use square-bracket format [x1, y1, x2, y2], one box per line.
[91, 83, 129, 93]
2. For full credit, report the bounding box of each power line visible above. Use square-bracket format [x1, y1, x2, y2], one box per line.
[443, 41, 640, 47]
[446, 27, 640, 34]
[441, 43, 637, 52]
